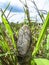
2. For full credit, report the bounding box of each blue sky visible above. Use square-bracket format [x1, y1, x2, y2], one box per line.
[0, 0, 49, 23]
[0, 2, 23, 12]
[0, 0, 24, 12]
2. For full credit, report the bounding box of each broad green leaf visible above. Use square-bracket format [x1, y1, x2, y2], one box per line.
[31, 58, 49, 65]
[32, 12, 49, 56]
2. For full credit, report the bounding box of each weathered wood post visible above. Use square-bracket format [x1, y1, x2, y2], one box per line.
[17, 25, 32, 65]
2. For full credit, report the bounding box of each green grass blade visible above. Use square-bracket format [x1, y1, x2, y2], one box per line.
[32, 12, 49, 56]
[0, 52, 14, 57]
[1, 16, 16, 49]
[0, 40, 6, 52]
[0, 26, 10, 52]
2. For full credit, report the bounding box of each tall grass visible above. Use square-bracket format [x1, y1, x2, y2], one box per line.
[0, 1, 49, 65]
[32, 12, 49, 56]
[0, 3, 17, 65]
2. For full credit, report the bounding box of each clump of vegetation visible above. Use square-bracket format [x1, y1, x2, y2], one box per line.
[0, 0, 49, 65]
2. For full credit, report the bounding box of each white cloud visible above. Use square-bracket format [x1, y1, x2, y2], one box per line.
[10, 0, 23, 8]
[8, 12, 25, 23]
[0, 11, 25, 23]
[0, 0, 49, 23]
[0, 0, 49, 8]
[0, 0, 49, 12]
[0, 0, 7, 3]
